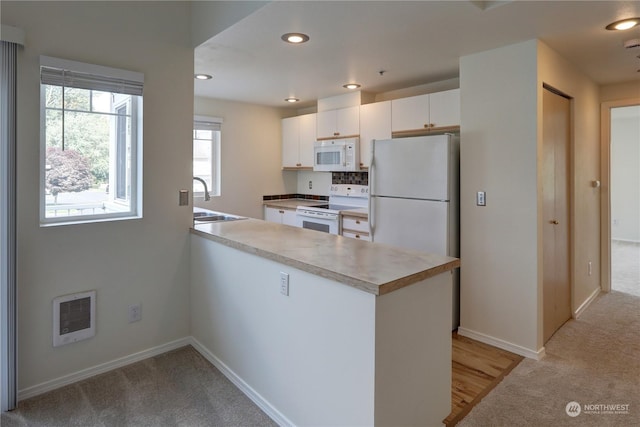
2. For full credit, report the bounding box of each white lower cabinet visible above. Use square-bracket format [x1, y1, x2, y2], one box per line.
[341, 215, 370, 241]
[264, 206, 297, 226]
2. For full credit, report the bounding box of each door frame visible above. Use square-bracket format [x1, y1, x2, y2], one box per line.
[600, 97, 640, 292]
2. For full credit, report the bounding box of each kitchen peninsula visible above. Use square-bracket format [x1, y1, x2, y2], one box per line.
[190, 219, 459, 426]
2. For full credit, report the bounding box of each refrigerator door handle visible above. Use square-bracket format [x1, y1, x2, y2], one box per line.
[369, 139, 375, 239]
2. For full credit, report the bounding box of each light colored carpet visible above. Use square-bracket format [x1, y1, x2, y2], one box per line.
[612, 240, 640, 297]
[1, 346, 277, 427]
[458, 291, 640, 426]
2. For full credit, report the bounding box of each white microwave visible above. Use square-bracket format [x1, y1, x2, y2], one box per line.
[313, 138, 360, 172]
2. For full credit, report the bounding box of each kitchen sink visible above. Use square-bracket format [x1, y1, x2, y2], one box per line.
[193, 211, 247, 223]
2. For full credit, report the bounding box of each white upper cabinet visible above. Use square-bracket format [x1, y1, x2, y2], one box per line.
[391, 94, 430, 132]
[429, 88, 460, 129]
[317, 106, 360, 139]
[359, 101, 391, 168]
[391, 88, 460, 133]
[282, 113, 317, 168]
[282, 116, 300, 168]
[298, 113, 316, 167]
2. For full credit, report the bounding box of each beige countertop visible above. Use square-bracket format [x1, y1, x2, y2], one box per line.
[263, 199, 324, 209]
[341, 208, 368, 218]
[264, 199, 369, 219]
[192, 219, 459, 296]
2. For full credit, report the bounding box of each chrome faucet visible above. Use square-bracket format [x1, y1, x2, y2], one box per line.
[193, 177, 211, 201]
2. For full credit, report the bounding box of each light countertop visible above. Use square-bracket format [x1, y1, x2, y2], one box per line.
[192, 219, 458, 295]
[263, 199, 324, 209]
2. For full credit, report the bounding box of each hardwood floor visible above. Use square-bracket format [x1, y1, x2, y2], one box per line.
[444, 332, 523, 426]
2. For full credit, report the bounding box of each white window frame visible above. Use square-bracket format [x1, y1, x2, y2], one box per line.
[193, 115, 222, 198]
[39, 56, 143, 226]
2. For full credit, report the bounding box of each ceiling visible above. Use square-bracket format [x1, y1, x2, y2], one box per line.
[194, 1, 640, 109]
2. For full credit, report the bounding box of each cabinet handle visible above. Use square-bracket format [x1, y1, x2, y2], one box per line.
[296, 163, 301, 167]
[355, 234, 361, 239]
[424, 124, 429, 129]
[279, 210, 284, 214]
[334, 132, 340, 136]
[355, 220, 360, 224]
[550, 220, 559, 225]
[430, 123, 435, 128]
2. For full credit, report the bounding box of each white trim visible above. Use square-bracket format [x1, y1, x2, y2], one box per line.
[40, 55, 143, 84]
[189, 337, 294, 427]
[457, 327, 546, 360]
[17, 337, 190, 401]
[573, 287, 601, 319]
[0, 25, 25, 46]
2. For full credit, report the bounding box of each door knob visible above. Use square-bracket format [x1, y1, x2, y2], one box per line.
[550, 220, 559, 225]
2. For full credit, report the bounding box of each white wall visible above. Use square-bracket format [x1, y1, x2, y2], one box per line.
[459, 39, 602, 357]
[537, 41, 601, 321]
[193, 97, 297, 219]
[3, 1, 194, 392]
[459, 40, 540, 357]
[611, 107, 640, 242]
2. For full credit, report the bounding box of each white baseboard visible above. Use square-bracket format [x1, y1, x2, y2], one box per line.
[574, 287, 601, 319]
[188, 337, 294, 427]
[457, 327, 545, 360]
[18, 337, 191, 401]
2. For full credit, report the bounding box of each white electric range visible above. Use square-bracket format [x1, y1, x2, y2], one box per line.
[295, 184, 369, 235]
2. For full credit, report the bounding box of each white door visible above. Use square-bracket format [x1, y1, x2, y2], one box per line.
[372, 135, 451, 200]
[371, 197, 449, 255]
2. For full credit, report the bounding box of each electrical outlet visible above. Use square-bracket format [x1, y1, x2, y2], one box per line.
[308, 180, 313, 190]
[280, 272, 289, 296]
[588, 261, 592, 276]
[128, 303, 142, 323]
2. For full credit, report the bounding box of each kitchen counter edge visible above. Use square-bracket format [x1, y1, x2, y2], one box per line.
[191, 219, 459, 296]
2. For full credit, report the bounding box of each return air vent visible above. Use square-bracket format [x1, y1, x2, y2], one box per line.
[53, 291, 96, 347]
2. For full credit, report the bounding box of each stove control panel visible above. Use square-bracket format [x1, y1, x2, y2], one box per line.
[329, 184, 369, 198]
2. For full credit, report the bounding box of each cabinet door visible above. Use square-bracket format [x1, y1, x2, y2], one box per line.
[281, 209, 298, 226]
[391, 94, 429, 132]
[316, 110, 337, 139]
[359, 101, 391, 168]
[264, 207, 283, 223]
[298, 113, 317, 167]
[282, 117, 300, 167]
[336, 106, 360, 137]
[429, 88, 460, 129]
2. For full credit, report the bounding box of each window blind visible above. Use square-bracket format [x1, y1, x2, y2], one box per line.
[41, 66, 143, 96]
[194, 119, 222, 131]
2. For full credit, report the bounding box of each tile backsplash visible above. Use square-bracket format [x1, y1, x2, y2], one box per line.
[332, 172, 368, 185]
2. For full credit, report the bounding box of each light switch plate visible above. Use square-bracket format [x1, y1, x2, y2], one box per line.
[477, 191, 486, 206]
[179, 190, 189, 206]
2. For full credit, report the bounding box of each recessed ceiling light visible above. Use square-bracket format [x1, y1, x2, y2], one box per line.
[342, 83, 361, 90]
[606, 17, 640, 31]
[281, 33, 310, 44]
[194, 74, 212, 80]
[285, 97, 300, 103]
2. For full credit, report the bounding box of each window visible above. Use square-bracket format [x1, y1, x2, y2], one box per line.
[193, 116, 222, 198]
[40, 56, 143, 225]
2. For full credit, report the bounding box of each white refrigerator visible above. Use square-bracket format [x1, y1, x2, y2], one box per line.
[369, 134, 460, 329]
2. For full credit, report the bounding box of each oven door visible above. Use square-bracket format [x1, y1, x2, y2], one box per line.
[313, 145, 345, 172]
[295, 210, 339, 234]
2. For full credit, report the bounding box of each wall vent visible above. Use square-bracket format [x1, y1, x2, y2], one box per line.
[53, 290, 96, 347]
